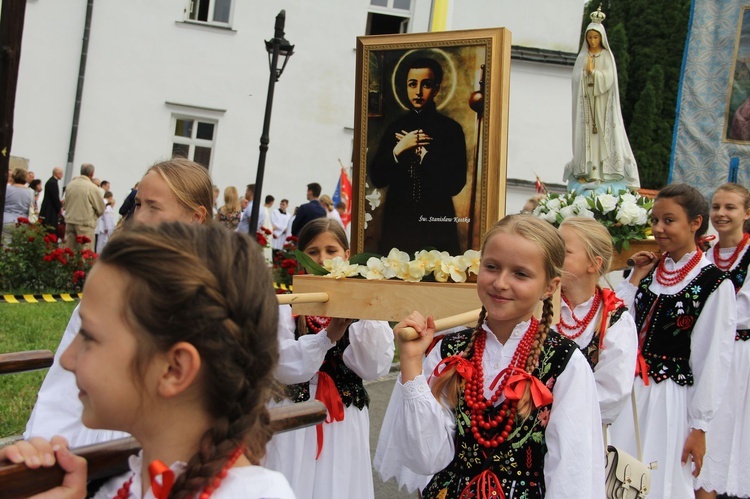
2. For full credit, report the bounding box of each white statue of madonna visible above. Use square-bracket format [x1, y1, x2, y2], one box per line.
[564, 6, 639, 195]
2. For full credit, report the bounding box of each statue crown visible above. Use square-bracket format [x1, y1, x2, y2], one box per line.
[590, 5, 606, 24]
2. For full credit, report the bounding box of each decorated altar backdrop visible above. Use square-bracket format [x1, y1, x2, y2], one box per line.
[671, 0, 750, 195]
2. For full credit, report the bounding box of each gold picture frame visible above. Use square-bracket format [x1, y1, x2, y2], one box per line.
[351, 28, 511, 256]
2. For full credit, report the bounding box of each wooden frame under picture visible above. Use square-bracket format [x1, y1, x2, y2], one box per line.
[351, 27, 511, 256]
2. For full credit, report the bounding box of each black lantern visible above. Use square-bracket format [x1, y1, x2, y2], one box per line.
[248, 10, 294, 235]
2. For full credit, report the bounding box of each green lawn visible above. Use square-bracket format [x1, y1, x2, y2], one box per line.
[0, 301, 77, 438]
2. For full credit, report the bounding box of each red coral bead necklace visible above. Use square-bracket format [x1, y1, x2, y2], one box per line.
[464, 318, 538, 449]
[305, 315, 332, 333]
[655, 249, 703, 286]
[559, 289, 601, 340]
[713, 232, 750, 271]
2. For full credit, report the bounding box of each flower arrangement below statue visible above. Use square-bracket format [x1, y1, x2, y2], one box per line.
[296, 248, 480, 284]
[532, 189, 653, 252]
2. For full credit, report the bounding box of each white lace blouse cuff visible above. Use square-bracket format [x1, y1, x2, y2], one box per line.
[398, 373, 431, 400]
[689, 419, 709, 432]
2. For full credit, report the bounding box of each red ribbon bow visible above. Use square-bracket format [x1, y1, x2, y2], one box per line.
[599, 288, 625, 351]
[500, 369, 553, 408]
[148, 460, 175, 499]
[314, 371, 345, 460]
[431, 355, 475, 382]
[635, 351, 650, 386]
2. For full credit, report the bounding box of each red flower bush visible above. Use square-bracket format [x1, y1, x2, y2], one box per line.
[272, 235, 303, 290]
[0, 219, 96, 292]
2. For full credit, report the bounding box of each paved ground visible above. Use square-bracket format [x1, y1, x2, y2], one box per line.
[366, 373, 419, 499]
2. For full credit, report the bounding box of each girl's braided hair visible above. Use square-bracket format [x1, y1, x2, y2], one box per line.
[99, 222, 279, 498]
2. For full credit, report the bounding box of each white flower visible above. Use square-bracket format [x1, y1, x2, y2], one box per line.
[402, 260, 426, 281]
[459, 249, 480, 276]
[366, 189, 381, 211]
[546, 198, 562, 211]
[619, 192, 637, 204]
[578, 208, 596, 219]
[559, 205, 577, 219]
[616, 202, 648, 226]
[381, 248, 410, 279]
[359, 257, 385, 280]
[323, 257, 360, 278]
[364, 212, 372, 229]
[541, 209, 559, 223]
[439, 255, 468, 283]
[572, 195, 590, 211]
[413, 250, 440, 274]
[597, 194, 618, 214]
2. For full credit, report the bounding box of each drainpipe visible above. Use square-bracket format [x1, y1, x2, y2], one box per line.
[64, 0, 94, 185]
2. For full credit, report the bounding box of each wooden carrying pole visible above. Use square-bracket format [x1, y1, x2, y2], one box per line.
[398, 308, 482, 341]
[0, 400, 326, 498]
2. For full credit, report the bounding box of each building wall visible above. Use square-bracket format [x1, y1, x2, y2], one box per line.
[12, 0, 582, 231]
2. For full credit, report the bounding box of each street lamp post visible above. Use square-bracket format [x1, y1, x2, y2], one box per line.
[247, 10, 294, 236]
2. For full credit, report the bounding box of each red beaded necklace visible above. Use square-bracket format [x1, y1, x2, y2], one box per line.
[713, 232, 749, 271]
[559, 290, 602, 340]
[465, 318, 538, 449]
[305, 315, 332, 333]
[655, 249, 703, 286]
[114, 446, 244, 499]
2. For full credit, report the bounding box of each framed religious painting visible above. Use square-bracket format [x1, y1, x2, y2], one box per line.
[351, 28, 511, 256]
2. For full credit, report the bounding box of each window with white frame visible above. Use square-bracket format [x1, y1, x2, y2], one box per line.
[367, 0, 412, 35]
[186, 0, 233, 26]
[171, 116, 217, 169]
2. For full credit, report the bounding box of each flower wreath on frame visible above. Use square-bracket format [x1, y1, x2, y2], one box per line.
[294, 247, 480, 284]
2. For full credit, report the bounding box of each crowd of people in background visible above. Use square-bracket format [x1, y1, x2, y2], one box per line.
[3, 164, 347, 254]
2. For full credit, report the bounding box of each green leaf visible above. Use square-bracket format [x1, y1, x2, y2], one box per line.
[294, 250, 329, 276]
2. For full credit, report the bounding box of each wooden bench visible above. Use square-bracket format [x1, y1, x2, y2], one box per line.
[0, 350, 54, 375]
[0, 400, 326, 498]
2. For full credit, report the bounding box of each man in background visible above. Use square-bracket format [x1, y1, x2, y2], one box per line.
[39, 167, 63, 234]
[272, 198, 291, 250]
[63, 163, 105, 251]
[291, 182, 327, 236]
[236, 184, 255, 234]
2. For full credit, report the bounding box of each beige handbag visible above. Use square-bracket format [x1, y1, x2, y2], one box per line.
[604, 390, 656, 498]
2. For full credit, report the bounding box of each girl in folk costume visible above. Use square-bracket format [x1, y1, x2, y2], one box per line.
[376, 215, 604, 498]
[264, 218, 394, 499]
[695, 183, 750, 498]
[556, 217, 637, 424]
[0, 223, 295, 498]
[609, 183, 736, 498]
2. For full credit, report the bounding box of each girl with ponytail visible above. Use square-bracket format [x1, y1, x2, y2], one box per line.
[375, 214, 604, 498]
[1, 223, 295, 498]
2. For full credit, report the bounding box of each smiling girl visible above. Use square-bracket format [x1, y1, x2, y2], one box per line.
[376, 214, 604, 498]
[1, 223, 295, 498]
[695, 183, 750, 498]
[610, 183, 736, 498]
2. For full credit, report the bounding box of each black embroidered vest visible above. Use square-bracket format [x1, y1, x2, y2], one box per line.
[634, 265, 727, 385]
[284, 327, 369, 410]
[421, 330, 578, 499]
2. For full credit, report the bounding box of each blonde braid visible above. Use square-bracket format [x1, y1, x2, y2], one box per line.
[431, 308, 487, 408]
[517, 298, 554, 419]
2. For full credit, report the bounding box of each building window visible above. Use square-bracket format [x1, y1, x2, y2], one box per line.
[367, 0, 411, 35]
[187, 0, 233, 26]
[171, 116, 217, 169]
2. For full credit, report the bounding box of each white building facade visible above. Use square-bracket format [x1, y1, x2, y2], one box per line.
[11, 0, 583, 219]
